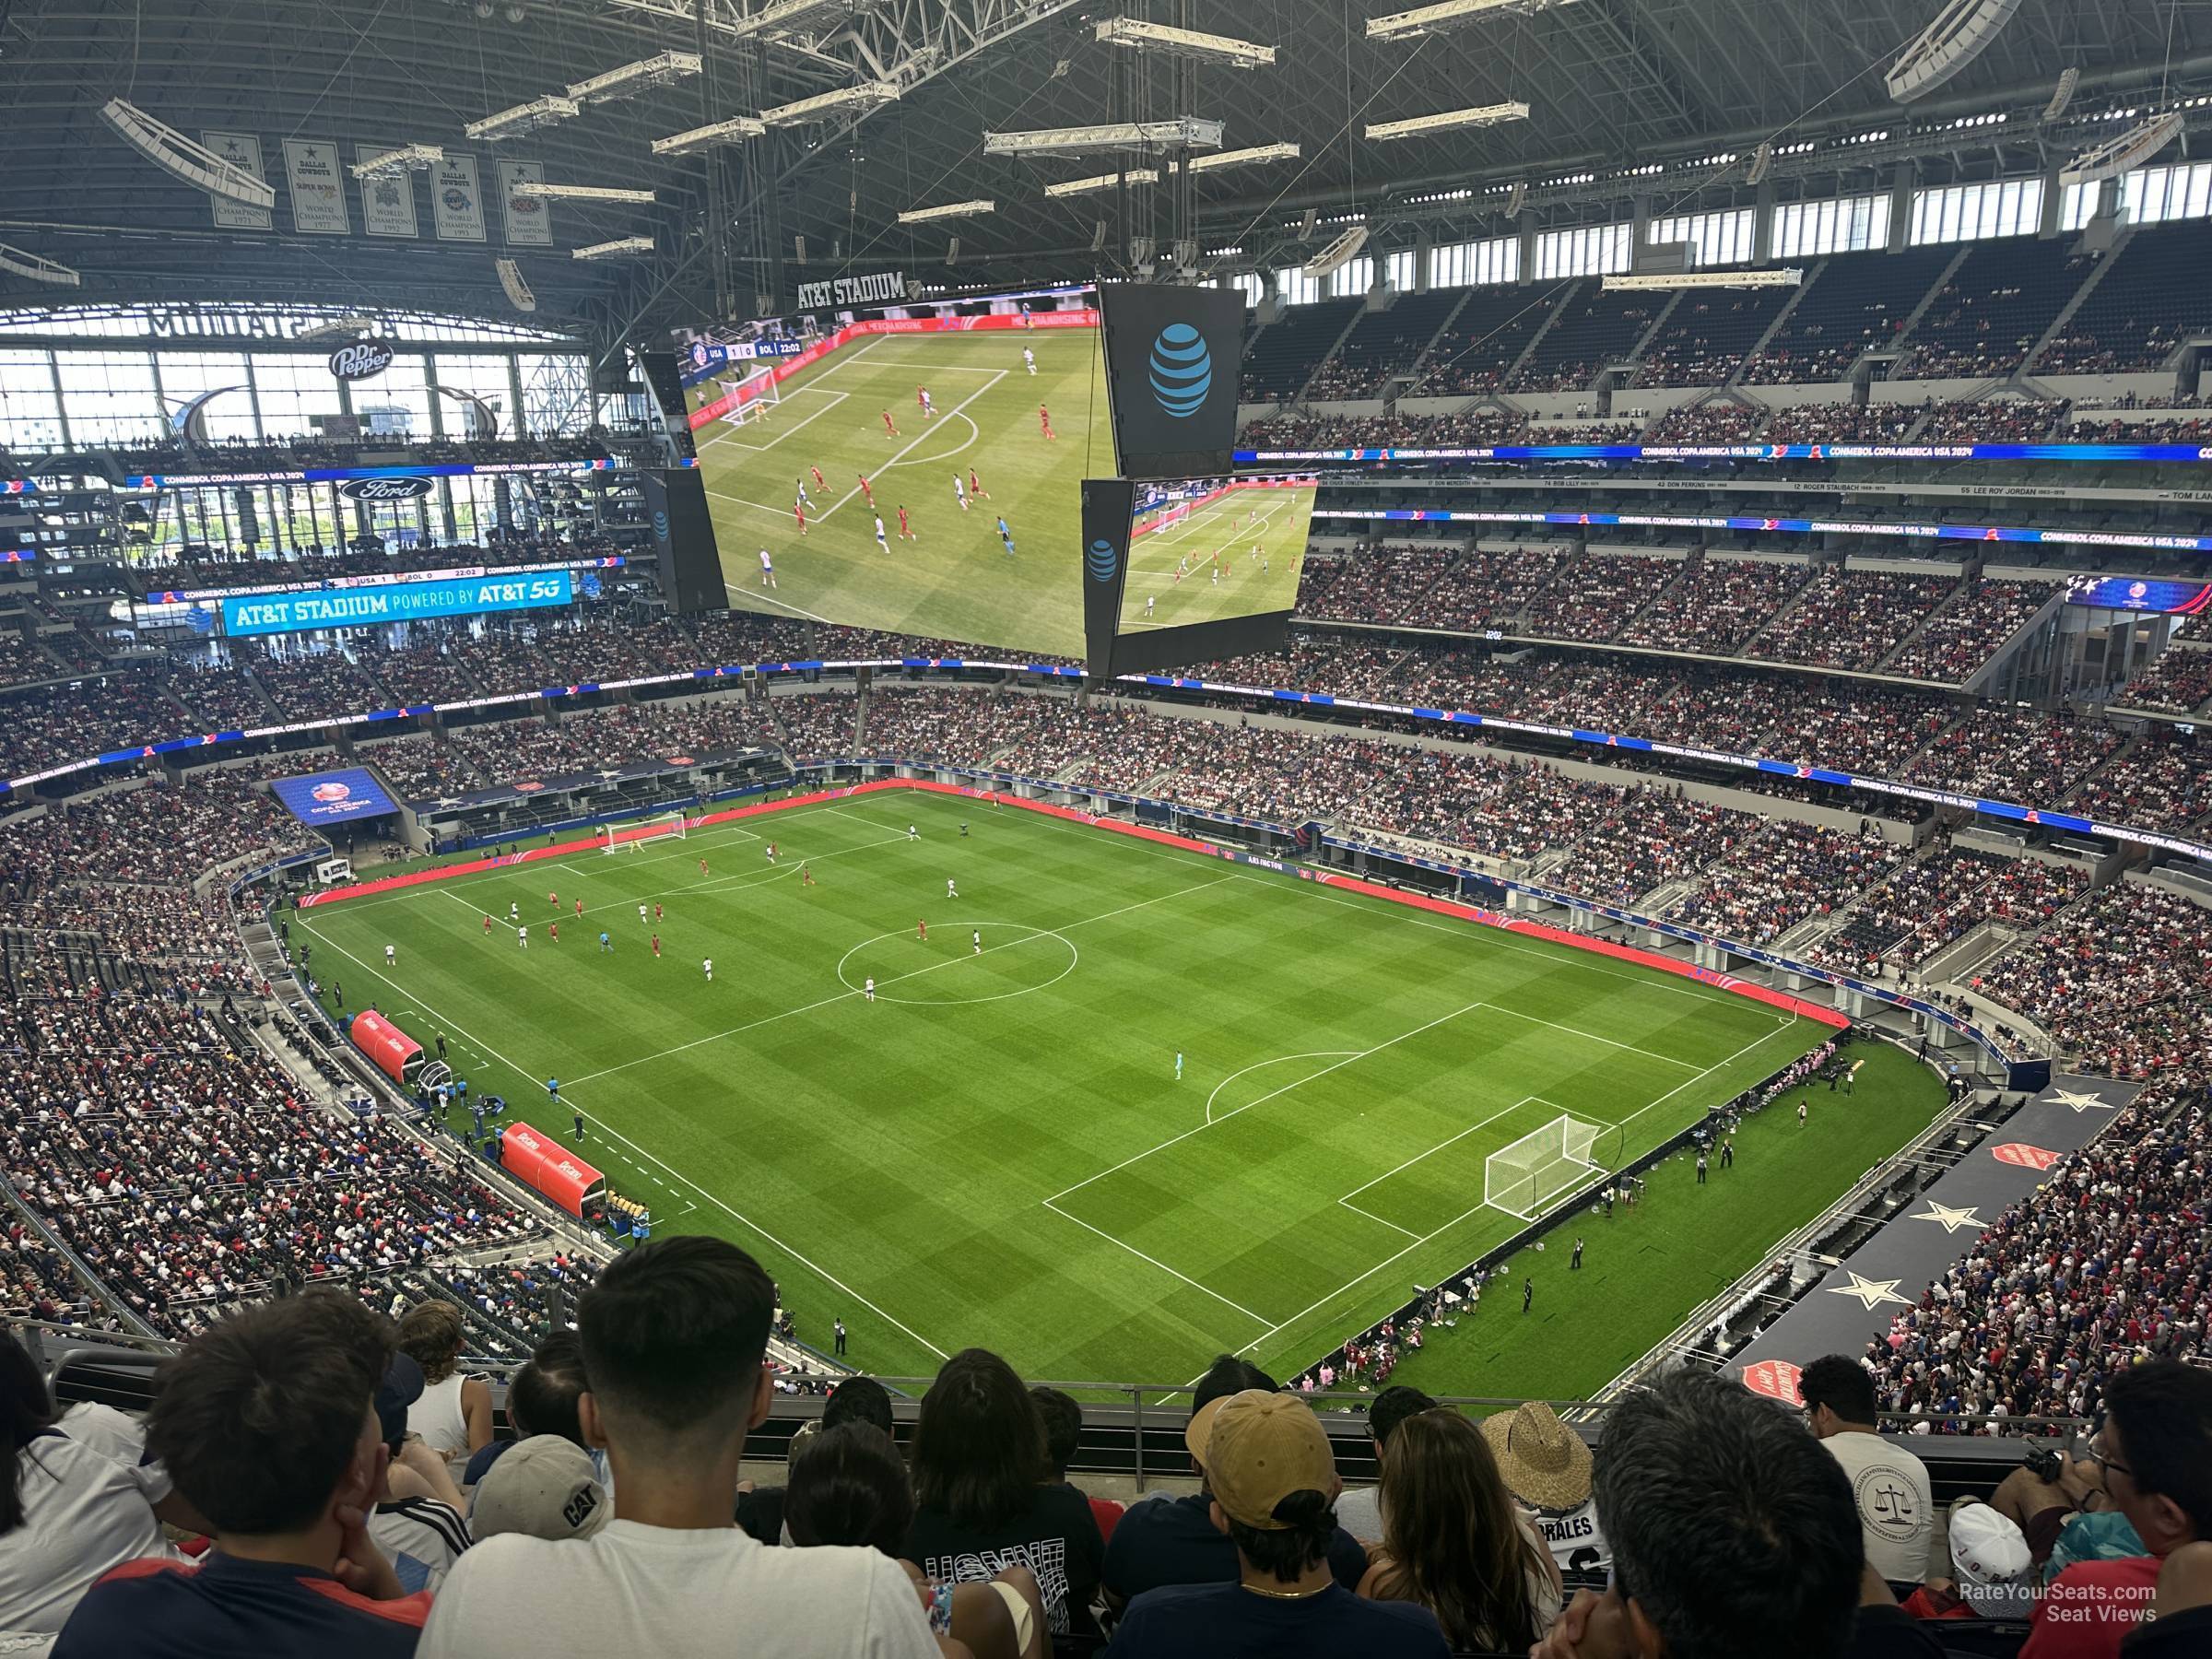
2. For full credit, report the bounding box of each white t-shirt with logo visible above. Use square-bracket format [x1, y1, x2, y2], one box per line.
[0, 1420, 182, 1634]
[417, 1519, 939, 1659]
[1822, 1430, 1933, 1582]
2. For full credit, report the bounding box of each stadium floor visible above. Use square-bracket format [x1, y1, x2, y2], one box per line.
[295, 791, 1940, 1392]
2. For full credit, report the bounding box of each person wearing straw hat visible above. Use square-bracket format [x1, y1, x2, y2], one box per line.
[1483, 1401, 1609, 1577]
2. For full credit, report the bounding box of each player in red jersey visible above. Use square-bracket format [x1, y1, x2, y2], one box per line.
[651, 934, 661, 959]
[483, 914, 492, 935]
[809, 465, 826, 493]
[574, 898, 582, 919]
[654, 902, 663, 923]
[547, 889, 558, 908]
[548, 922, 559, 944]
[917, 918, 927, 942]
[882, 408, 900, 437]
[858, 472, 875, 509]
[1039, 403, 1055, 441]
[969, 467, 989, 500]
[793, 500, 807, 536]
[801, 862, 816, 887]
[897, 504, 915, 541]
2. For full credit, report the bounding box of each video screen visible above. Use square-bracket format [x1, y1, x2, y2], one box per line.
[1116, 475, 1315, 635]
[677, 289, 1115, 658]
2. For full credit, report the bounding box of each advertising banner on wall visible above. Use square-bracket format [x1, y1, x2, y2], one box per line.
[497, 160, 553, 246]
[220, 571, 575, 636]
[430, 153, 488, 241]
[356, 147, 421, 238]
[282, 139, 351, 234]
[202, 132, 272, 229]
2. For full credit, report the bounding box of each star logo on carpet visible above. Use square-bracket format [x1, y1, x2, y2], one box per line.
[1826, 1271, 1911, 1311]
[1912, 1202, 1984, 1234]
[2047, 1088, 2113, 1113]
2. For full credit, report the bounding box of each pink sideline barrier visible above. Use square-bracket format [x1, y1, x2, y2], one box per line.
[294, 780, 1848, 1030]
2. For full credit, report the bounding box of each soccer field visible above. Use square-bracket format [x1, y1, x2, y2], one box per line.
[692, 331, 1111, 656]
[1119, 480, 1313, 634]
[295, 790, 1933, 1392]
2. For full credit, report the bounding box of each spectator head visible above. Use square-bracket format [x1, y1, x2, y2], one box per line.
[912, 1348, 1046, 1530]
[471, 1435, 608, 1544]
[0, 1334, 55, 1535]
[507, 1328, 588, 1447]
[1187, 1354, 1277, 1479]
[1200, 1390, 1342, 1585]
[147, 1292, 391, 1546]
[785, 1422, 912, 1555]
[1368, 1384, 1436, 1454]
[1593, 1369, 1862, 1659]
[374, 1352, 424, 1459]
[822, 1376, 895, 1440]
[1481, 1399, 1594, 1517]
[576, 1236, 778, 1475]
[1030, 1386, 1082, 1481]
[1378, 1408, 1545, 1653]
[1946, 1502, 2033, 1618]
[2097, 1359, 2212, 1556]
[394, 1300, 467, 1385]
[1796, 1355, 1879, 1437]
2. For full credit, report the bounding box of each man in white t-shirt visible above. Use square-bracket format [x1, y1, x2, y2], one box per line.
[416, 1236, 936, 1659]
[1797, 1353, 1933, 1583]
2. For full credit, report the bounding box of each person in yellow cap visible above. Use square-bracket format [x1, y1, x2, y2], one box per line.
[1102, 1390, 1448, 1659]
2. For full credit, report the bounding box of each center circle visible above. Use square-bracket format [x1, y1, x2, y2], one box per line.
[834, 924, 1078, 1006]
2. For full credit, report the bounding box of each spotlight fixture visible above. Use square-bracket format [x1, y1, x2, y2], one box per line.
[566, 52, 703, 105]
[465, 94, 581, 140]
[1367, 0, 1582, 41]
[758, 81, 901, 126]
[1365, 100, 1529, 141]
[0, 244, 80, 287]
[1043, 169, 1159, 197]
[652, 115, 768, 155]
[897, 197, 995, 225]
[99, 100, 275, 207]
[572, 235, 656, 259]
[984, 118, 1222, 157]
[351, 143, 443, 180]
[2060, 110, 2183, 190]
[1093, 18, 1275, 69]
[1603, 267, 1803, 291]
[1884, 0, 2020, 103]
[510, 182, 656, 203]
[1184, 142, 1300, 173]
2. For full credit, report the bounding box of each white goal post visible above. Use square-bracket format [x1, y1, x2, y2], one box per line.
[1483, 1113, 1606, 1220]
[603, 812, 688, 853]
[718, 366, 781, 427]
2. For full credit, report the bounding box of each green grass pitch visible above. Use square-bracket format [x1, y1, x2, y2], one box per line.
[1118, 482, 1313, 634]
[295, 790, 1943, 1394]
[692, 331, 1113, 657]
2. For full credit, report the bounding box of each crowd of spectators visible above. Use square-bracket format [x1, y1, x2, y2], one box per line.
[1905, 707, 2126, 806]
[1885, 578, 2058, 682]
[1669, 819, 1905, 946]
[2066, 729, 2212, 832]
[1641, 401, 1767, 444]
[1617, 553, 1815, 655]
[98, 429, 615, 479]
[1808, 846, 2088, 979]
[1747, 567, 1961, 672]
[2114, 645, 2212, 715]
[1521, 551, 1686, 642]
[1914, 400, 2065, 443]
[1759, 402, 1923, 443]
[0, 764, 316, 892]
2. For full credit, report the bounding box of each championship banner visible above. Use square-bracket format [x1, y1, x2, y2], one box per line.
[497, 160, 552, 246]
[282, 139, 351, 235]
[269, 768, 399, 826]
[202, 132, 271, 229]
[430, 153, 488, 241]
[357, 147, 421, 238]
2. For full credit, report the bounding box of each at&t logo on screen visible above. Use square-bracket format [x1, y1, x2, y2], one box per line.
[1086, 537, 1119, 582]
[1147, 323, 1211, 418]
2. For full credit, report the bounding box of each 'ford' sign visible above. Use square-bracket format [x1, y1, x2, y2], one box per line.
[336, 477, 433, 501]
[328, 340, 396, 382]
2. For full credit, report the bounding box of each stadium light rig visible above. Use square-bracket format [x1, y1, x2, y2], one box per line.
[1366, 100, 1529, 142]
[1043, 170, 1159, 197]
[1884, 0, 2020, 104]
[652, 115, 769, 155]
[573, 235, 657, 259]
[566, 52, 703, 106]
[350, 143, 443, 180]
[1093, 18, 1275, 69]
[100, 100, 276, 208]
[511, 182, 658, 203]
[1602, 267, 1803, 292]
[758, 81, 902, 127]
[1368, 0, 1583, 40]
[1185, 142, 1300, 173]
[0, 244, 80, 288]
[984, 118, 1223, 157]
[2060, 111, 2183, 190]
[465, 95, 582, 141]
[897, 198, 995, 225]
[727, 0, 871, 40]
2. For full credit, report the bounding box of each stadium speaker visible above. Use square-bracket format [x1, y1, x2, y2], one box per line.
[231, 488, 260, 547]
[633, 350, 699, 461]
[947, 236, 960, 266]
[1090, 220, 1108, 252]
[794, 234, 807, 262]
[1298, 208, 1317, 238]
[1506, 182, 1526, 216]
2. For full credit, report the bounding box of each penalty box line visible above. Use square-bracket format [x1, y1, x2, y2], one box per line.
[1335, 1094, 1566, 1239]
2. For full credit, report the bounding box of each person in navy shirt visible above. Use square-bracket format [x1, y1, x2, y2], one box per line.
[55, 1293, 432, 1658]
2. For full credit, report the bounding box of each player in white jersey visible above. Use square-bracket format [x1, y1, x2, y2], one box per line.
[971, 929, 982, 955]
[794, 476, 814, 509]
[947, 877, 959, 900]
[907, 824, 919, 840]
[703, 958, 713, 982]
[759, 547, 776, 588]
[1145, 594, 1155, 620]
[639, 903, 649, 924]
[865, 976, 877, 1002]
[518, 926, 528, 949]
[874, 512, 889, 551]
[385, 944, 395, 966]
[1022, 347, 1036, 375]
[952, 472, 969, 512]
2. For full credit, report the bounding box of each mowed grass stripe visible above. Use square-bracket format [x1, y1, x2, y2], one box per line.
[299, 793, 1932, 1390]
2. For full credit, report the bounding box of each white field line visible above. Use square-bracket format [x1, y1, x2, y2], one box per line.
[1338, 1096, 1546, 1204]
[703, 484, 814, 526]
[1041, 1198, 1276, 1327]
[818, 371, 1007, 522]
[291, 914, 955, 1362]
[1201, 1052, 1358, 1125]
[722, 581, 836, 625]
[702, 387, 850, 453]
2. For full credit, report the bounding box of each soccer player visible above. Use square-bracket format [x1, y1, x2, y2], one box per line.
[946, 877, 959, 900]
[968, 467, 989, 500]
[547, 890, 558, 908]
[864, 976, 876, 1003]
[1798, 1098, 1808, 1127]
[809, 464, 826, 494]
[800, 863, 816, 887]
[881, 408, 900, 437]
[1175, 1051, 1183, 1081]
[518, 925, 528, 949]
[699, 856, 709, 876]
[508, 902, 520, 924]
[639, 903, 649, 924]
[547, 1077, 559, 1104]
[599, 931, 611, 952]
[759, 547, 776, 589]
[794, 475, 814, 509]
[1145, 594, 1155, 620]
[385, 943, 395, 967]
[1039, 402, 1055, 440]
[1022, 345, 1036, 375]
[651, 934, 661, 958]
[793, 499, 807, 537]
[874, 512, 889, 552]
[653, 902, 663, 922]
[897, 503, 915, 541]
[917, 919, 927, 943]
[765, 841, 777, 864]
[703, 957, 713, 983]
[907, 823, 919, 840]
[952, 472, 969, 512]
[483, 914, 492, 935]
[858, 472, 875, 509]
[917, 385, 935, 419]
[995, 515, 1016, 558]
[971, 929, 982, 956]
[574, 898, 582, 919]
[548, 922, 559, 944]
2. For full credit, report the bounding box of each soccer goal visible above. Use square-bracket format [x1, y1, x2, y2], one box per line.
[718, 366, 781, 428]
[1483, 1114, 1606, 1220]
[603, 812, 687, 854]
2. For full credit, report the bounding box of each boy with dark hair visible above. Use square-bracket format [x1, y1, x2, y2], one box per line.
[460, 1330, 592, 1488]
[1032, 1384, 1124, 1542]
[1798, 1353, 1933, 1584]
[54, 1292, 432, 1658]
[418, 1237, 935, 1659]
[1335, 1385, 1435, 1543]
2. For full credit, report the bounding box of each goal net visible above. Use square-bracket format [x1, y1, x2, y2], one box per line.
[1484, 1114, 1606, 1219]
[604, 812, 687, 854]
[718, 367, 782, 427]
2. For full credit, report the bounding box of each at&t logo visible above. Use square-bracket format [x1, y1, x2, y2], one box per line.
[1086, 537, 1119, 582]
[1147, 323, 1210, 418]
